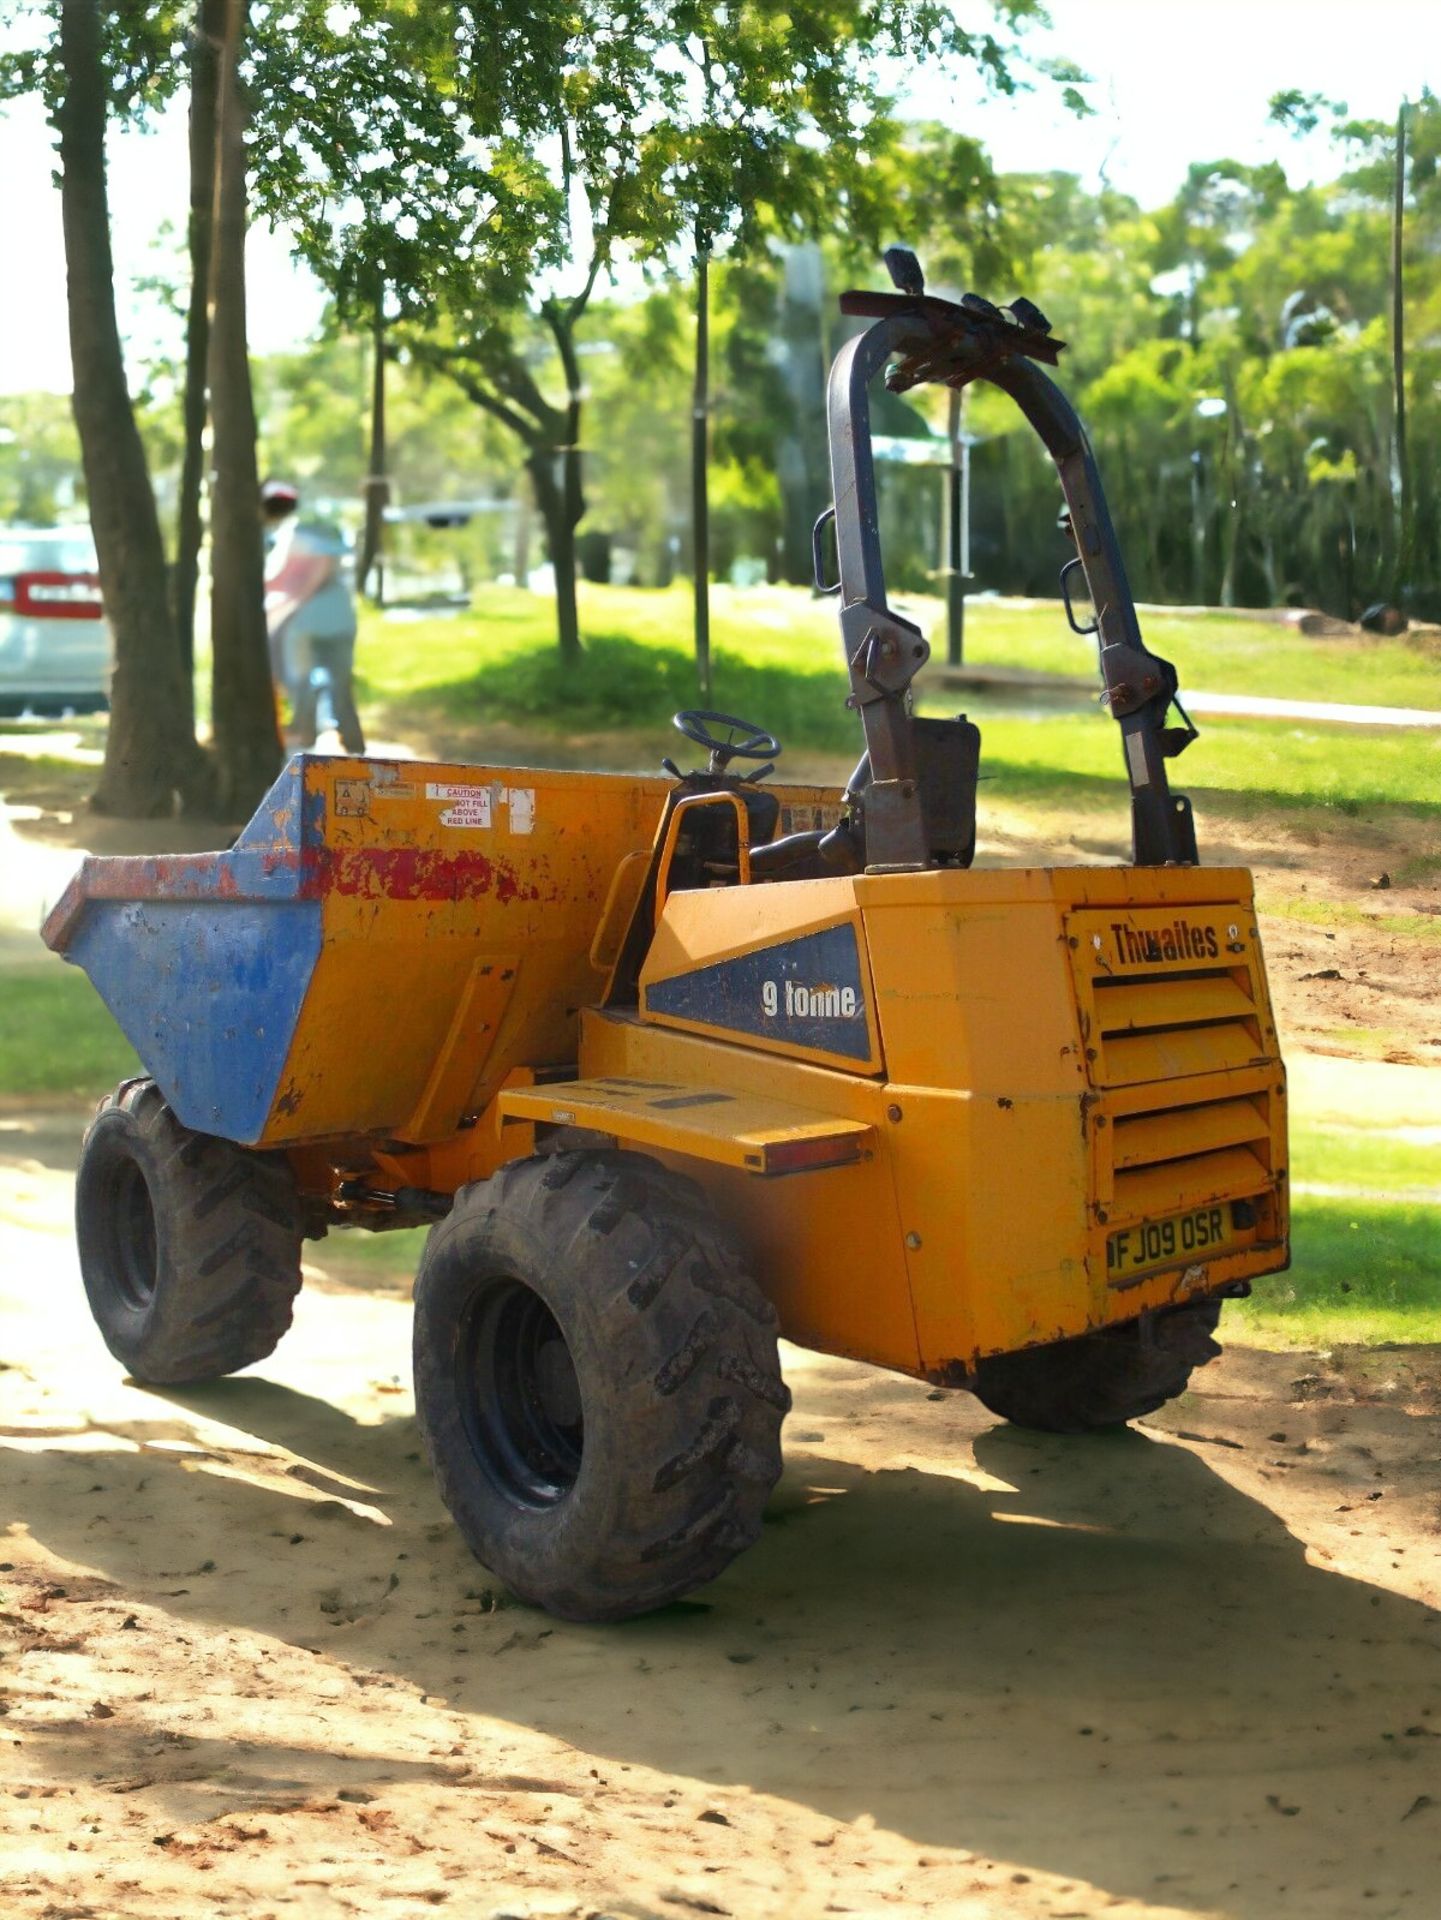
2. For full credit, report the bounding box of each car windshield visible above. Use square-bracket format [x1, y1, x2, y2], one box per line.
[0, 532, 97, 577]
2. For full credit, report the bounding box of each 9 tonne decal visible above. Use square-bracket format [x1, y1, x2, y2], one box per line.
[645, 924, 873, 1061]
[760, 977, 860, 1021]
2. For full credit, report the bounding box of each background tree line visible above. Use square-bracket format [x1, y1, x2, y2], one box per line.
[2, 0, 1047, 818]
[2, 4, 1432, 820]
[51, 95, 1440, 619]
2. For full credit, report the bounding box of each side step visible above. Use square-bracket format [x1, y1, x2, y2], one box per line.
[497, 1076, 873, 1176]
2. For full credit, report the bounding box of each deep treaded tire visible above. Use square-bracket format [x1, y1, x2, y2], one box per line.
[412, 1149, 790, 1623]
[75, 1078, 304, 1385]
[970, 1300, 1222, 1434]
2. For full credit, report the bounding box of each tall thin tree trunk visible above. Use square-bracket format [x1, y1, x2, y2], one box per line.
[357, 295, 388, 603]
[1219, 367, 1242, 609]
[512, 475, 532, 588]
[552, 512, 581, 664]
[944, 385, 966, 665]
[528, 450, 580, 665]
[207, 0, 282, 818]
[1391, 99, 1410, 597]
[691, 233, 711, 700]
[1188, 451, 1207, 604]
[172, 0, 222, 698]
[57, 0, 203, 818]
[543, 303, 586, 666]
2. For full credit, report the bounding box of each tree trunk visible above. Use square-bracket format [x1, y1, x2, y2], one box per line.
[512, 475, 532, 587]
[538, 303, 587, 665]
[207, 0, 283, 819]
[1188, 451, 1207, 604]
[1391, 100, 1410, 597]
[691, 236, 711, 700]
[553, 509, 581, 664]
[418, 303, 590, 656]
[172, 0, 222, 696]
[357, 296, 388, 603]
[1218, 367, 1244, 609]
[528, 449, 581, 666]
[944, 385, 966, 665]
[56, 0, 203, 819]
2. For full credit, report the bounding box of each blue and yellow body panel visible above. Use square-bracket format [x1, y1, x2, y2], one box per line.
[45, 754, 1288, 1382]
[42, 754, 839, 1149]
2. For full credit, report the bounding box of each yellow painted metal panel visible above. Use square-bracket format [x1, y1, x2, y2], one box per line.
[496, 1075, 874, 1173]
[852, 864, 1261, 913]
[858, 887, 1088, 1094]
[401, 957, 520, 1143]
[1066, 897, 1282, 1093]
[589, 849, 650, 975]
[579, 1010, 922, 1374]
[1101, 1023, 1264, 1085]
[645, 876, 867, 974]
[885, 1085, 1099, 1365]
[259, 758, 847, 1146]
[259, 759, 670, 1144]
[1094, 1062, 1280, 1118]
[1094, 975, 1256, 1031]
[1112, 1144, 1272, 1223]
[1112, 1095, 1270, 1171]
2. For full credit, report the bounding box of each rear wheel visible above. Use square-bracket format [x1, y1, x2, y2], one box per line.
[412, 1149, 789, 1622]
[970, 1301, 1222, 1434]
[75, 1078, 303, 1384]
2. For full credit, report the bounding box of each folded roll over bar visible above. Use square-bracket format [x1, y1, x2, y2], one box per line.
[825, 250, 1198, 872]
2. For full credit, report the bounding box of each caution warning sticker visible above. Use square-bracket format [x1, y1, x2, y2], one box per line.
[427, 782, 493, 829]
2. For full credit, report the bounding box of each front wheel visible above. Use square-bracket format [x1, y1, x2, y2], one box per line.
[970, 1300, 1222, 1434]
[412, 1150, 790, 1622]
[75, 1078, 304, 1384]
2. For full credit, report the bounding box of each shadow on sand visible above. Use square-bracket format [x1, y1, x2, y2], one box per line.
[8, 1358, 1439, 1917]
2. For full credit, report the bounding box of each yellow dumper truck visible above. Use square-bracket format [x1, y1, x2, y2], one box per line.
[44, 253, 1289, 1621]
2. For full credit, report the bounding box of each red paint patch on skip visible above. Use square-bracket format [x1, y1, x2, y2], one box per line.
[300, 846, 539, 904]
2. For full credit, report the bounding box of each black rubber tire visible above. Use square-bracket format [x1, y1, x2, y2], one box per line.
[75, 1078, 304, 1385]
[412, 1149, 790, 1623]
[970, 1300, 1222, 1434]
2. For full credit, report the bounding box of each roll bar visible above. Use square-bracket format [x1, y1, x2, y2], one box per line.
[823, 249, 1198, 872]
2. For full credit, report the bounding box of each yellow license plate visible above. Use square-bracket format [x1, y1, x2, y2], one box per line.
[1106, 1203, 1234, 1280]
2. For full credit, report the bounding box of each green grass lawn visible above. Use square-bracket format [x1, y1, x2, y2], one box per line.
[1232, 1198, 1439, 1347]
[950, 597, 1441, 708]
[359, 584, 1441, 844]
[1224, 1119, 1441, 1347]
[0, 964, 138, 1100]
[358, 582, 1441, 735]
[973, 711, 1441, 817]
[1290, 1120, 1439, 1197]
[362, 584, 857, 754]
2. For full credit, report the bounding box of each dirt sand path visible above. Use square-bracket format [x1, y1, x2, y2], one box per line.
[3, 1106, 1440, 1920]
[3, 743, 1439, 1916]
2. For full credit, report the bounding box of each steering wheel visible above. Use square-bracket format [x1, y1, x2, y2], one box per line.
[672, 709, 781, 774]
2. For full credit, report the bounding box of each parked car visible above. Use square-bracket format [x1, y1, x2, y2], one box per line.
[0, 526, 110, 716]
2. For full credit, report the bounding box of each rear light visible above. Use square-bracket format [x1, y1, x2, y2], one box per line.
[12, 570, 104, 619]
[761, 1132, 867, 1175]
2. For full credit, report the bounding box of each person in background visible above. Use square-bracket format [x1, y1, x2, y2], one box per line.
[261, 478, 365, 754]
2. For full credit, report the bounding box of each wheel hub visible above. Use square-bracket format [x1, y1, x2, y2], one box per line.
[459, 1279, 584, 1507]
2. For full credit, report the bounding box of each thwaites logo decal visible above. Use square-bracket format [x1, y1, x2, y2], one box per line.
[646, 923, 871, 1060]
[1108, 917, 1225, 966]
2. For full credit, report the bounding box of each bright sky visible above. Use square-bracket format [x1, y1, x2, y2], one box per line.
[0, 0, 1432, 399]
